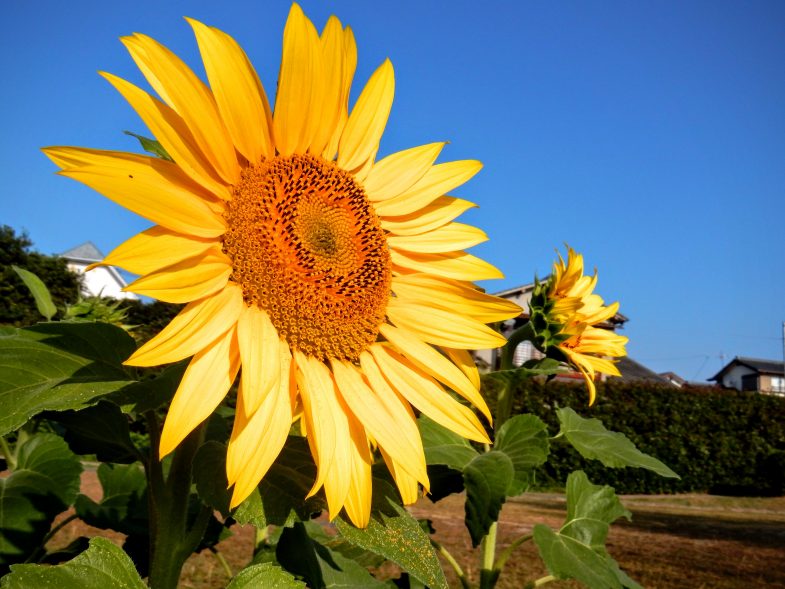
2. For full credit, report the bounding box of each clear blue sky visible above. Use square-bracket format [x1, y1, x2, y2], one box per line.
[2, 0, 784, 383]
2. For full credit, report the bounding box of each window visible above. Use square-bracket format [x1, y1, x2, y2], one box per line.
[771, 376, 785, 396]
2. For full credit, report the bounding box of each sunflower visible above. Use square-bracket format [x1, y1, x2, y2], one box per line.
[529, 246, 627, 405]
[43, 4, 520, 527]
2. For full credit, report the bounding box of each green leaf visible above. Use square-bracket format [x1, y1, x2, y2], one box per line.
[532, 471, 641, 589]
[124, 130, 173, 161]
[0, 322, 136, 436]
[277, 522, 390, 589]
[485, 357, 566, 386]
[1, 537, 147, 589]
[193, 441, 231, 517]
[75, 463, 147, 536]
[462, 451, 514, 547]
[254, 436, 325, 526]
[49, 401, 139, 463]
[418, 415, 478, 470]
[334, 481, 448, 589]
[557, 408, 679, 479]
[108, 360, 187, 414]
[494, 414, 550, 495]
[0, 434, 82, 569]
[227, 562, 306, 589]
[11, 266, 57, 320]
[192, 437, 324, 528]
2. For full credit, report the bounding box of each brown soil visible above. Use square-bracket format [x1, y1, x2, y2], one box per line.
[43, 471, 785, 588]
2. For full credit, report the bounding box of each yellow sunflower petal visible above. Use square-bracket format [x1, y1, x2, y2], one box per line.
[387, 222, 487, 254]
[391, 250, 503, 281]
[236, 306, 281, 418]
[341, 419, 373, 528]
[227, 344, 293, 504]
[126, 282, 243, 367]
[308, 16, 344, 157]
[441, 346, 481, 390]
[392, 274, 521, 322]
[363, 142, 445, 202]
[379, 324, 491, 422]
[159, 326, 240, 457]
[386, 299, 506, 350]
[338, 59, 394, 172]
[187, 18, 274, 163]
[366, 345, 489, 443]
[100, 72, 231, 200]
[121, 33, 239, 183]
[125, 248, 232, 303]
[44, 148, 226, 238]
[380, 449, 420, 505]
[323, 26, 356, 160]
[295, 353, 352, 517]
[380, 196, 476, 236]
[373, 160, 482, 217]
[274, 4, 318, 156]
[92, 225, 216, 276]
[331, 360, 428, 483]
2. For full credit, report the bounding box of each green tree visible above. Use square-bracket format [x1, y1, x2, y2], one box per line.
[0, 226, 81, 326]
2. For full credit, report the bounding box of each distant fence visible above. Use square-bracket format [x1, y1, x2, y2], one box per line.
[482, 378, 785, 496]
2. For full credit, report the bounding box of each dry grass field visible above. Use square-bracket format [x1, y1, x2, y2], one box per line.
[43, 471, 785, 588]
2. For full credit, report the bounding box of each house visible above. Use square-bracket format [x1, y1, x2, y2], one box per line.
[60, 242, 137, 300]
[709, 357, 785, 396]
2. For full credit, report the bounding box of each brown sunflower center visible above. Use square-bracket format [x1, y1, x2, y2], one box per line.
[222, 154, 391, 362]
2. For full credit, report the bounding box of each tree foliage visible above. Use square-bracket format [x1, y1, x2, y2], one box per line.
[0, 226, 81, 326]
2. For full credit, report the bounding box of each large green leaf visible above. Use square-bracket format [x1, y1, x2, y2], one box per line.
[494, 414, 550, 496]
[227, 562, 306, 589]
[277, 522, 391, 589]
[255, 436, 325, 526]
[192, 441, 232, 517]
[462, 450, 514, 547]
[532, 471, 641, 589]
[1, 537, 146, 589]
[49, 401, 139, 463]
[108, 360, 187, 414]
[11, 266, 56, 321]
[418, 415, 478, 470]
[0, 322, 136, 436]
[557, 408, 679, 478]
[192, 437, 324, 528]
[75, 463, 147, 536]
[334, 480, 448, 589]
[0, 434, 82, 569]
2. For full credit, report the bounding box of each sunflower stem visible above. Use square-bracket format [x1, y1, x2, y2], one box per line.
[0, 435, 15, 471]
[431, 540, 471, 589]
[495, 321, 535, 431]
[494, 532, 533, 571]
[147, 421, 207, 589]
[479, 521, 500, 589]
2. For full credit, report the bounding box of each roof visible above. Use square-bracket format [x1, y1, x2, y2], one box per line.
[611, 356, 673, 385]
[60, 242, 104, 263]
[709, 356, 785, 381]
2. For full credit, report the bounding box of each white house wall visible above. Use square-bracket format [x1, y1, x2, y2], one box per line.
[720, 365, 757, 390]
[67, 263, 137, 300]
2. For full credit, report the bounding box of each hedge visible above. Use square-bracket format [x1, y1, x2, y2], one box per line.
[482, 377, 785, 496]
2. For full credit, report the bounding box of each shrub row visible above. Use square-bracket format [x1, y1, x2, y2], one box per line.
[482, 377, 785, 496]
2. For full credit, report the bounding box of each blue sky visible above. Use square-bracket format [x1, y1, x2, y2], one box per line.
[2, 0, 784, 382]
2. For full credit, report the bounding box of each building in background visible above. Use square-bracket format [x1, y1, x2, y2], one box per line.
[709, 357, 785, 396]
[60, 242, 137, 300]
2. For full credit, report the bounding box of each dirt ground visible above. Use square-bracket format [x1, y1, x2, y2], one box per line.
[44, 471, 785, 588]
